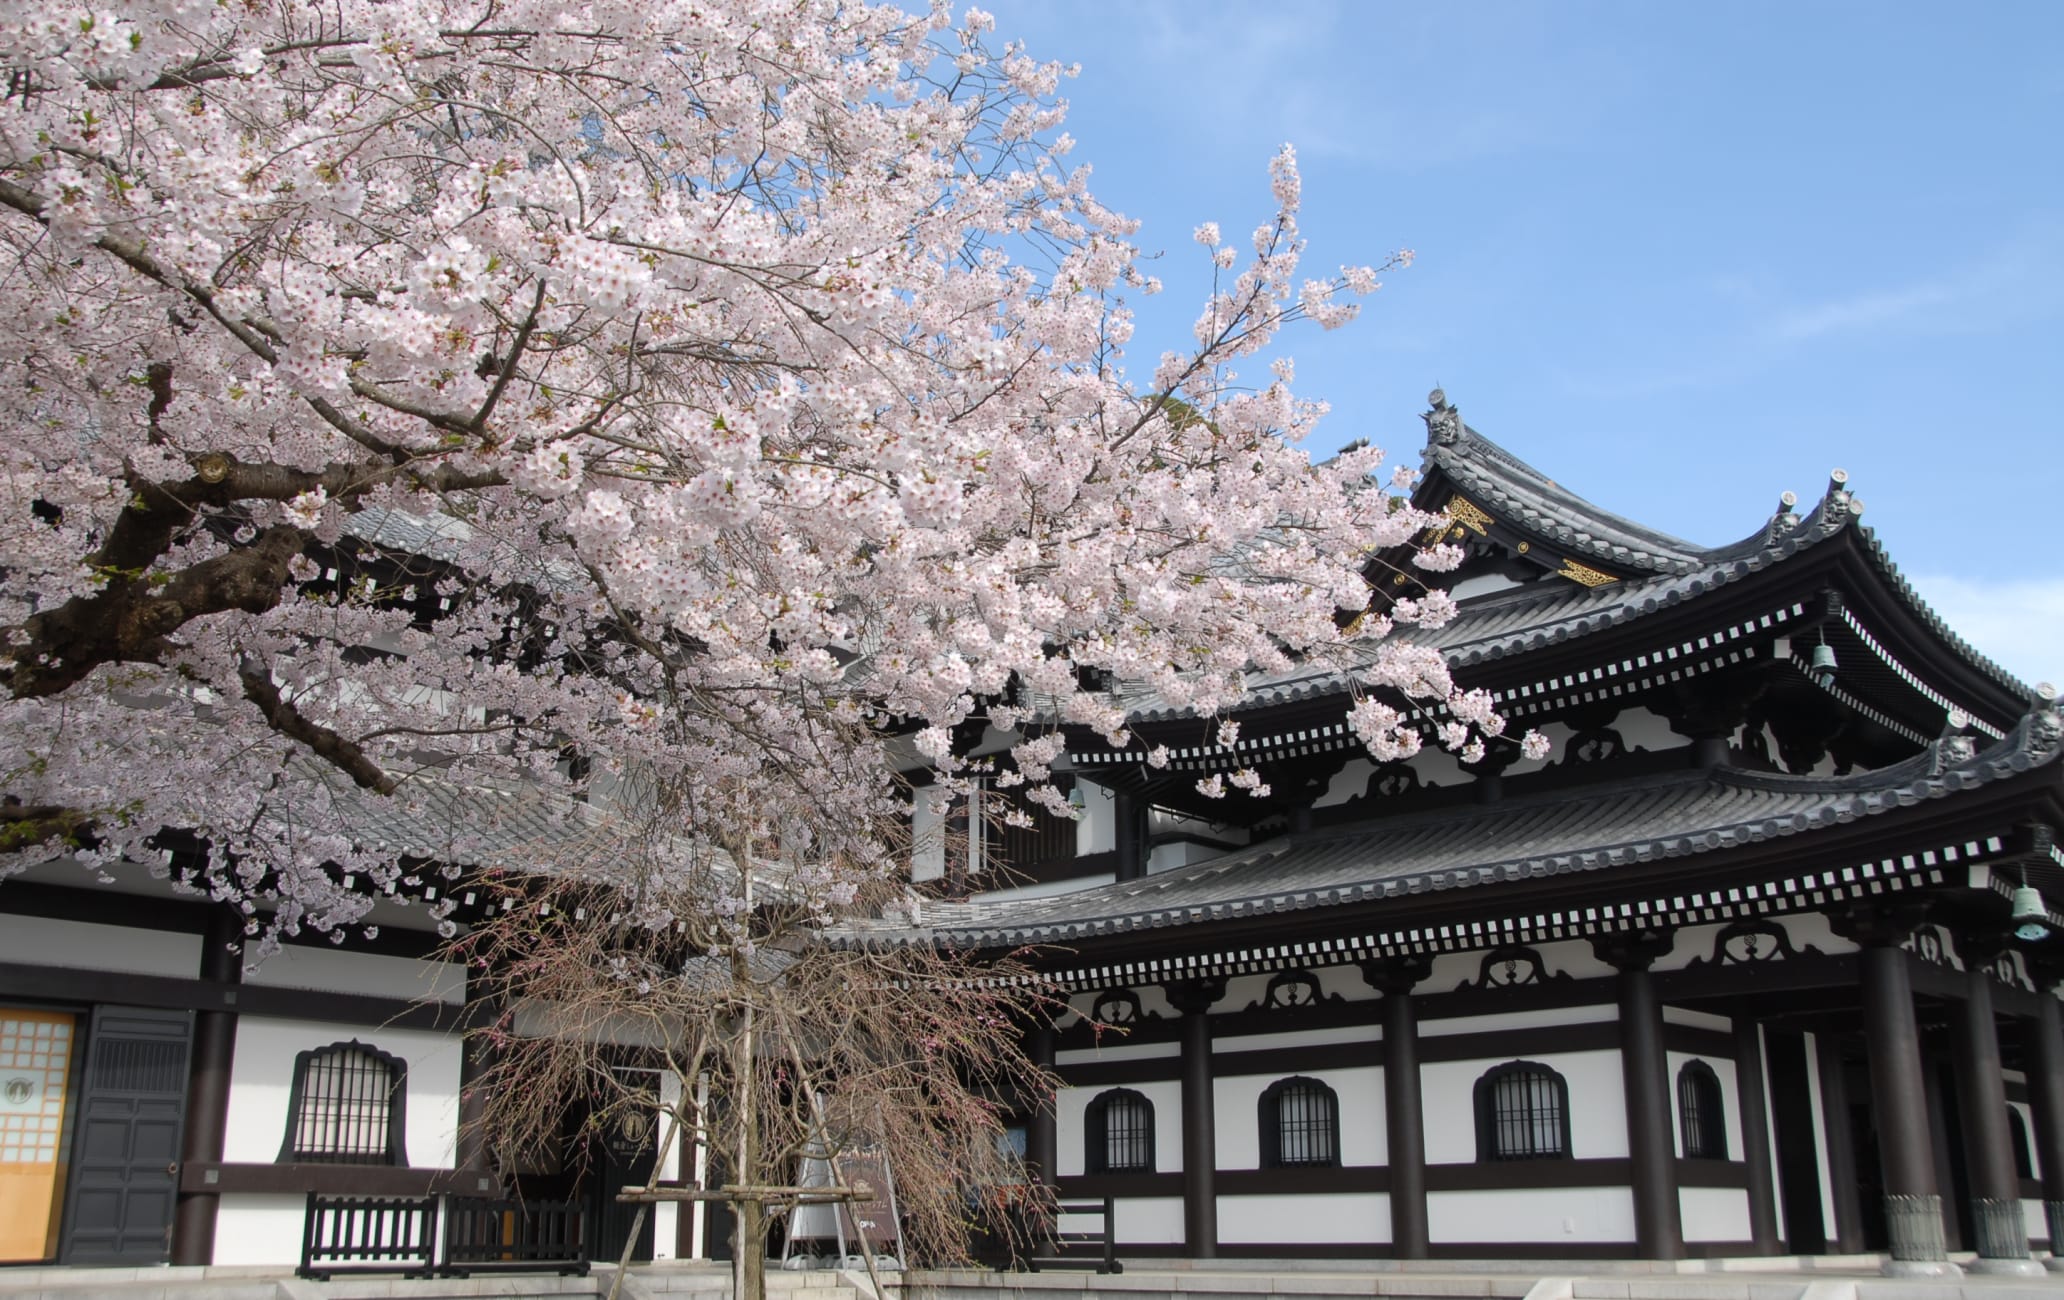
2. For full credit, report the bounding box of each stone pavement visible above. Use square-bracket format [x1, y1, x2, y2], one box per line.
[1, 1259, 2060, 1300]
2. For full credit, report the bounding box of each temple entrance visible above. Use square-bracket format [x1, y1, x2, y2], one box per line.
[1841, 1055, 1889, 1251]
[0, 1009, 78, 1263]
[1762, 1029, 1828, 1254]
[588, 1068, 659, 1264]
[58, 1007, 192, 1264]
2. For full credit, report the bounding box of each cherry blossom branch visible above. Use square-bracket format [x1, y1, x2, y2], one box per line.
[238, 665, 398, 795]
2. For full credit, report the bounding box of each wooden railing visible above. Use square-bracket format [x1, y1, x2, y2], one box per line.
[298, 1192, 591, 1279]
[1025, 1196, 1120, 1274]
[298, 1194, 438, 1280]
[443, 1195, 590, 1276]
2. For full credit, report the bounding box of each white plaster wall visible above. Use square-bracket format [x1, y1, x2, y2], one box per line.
[213, 1193, 308, 1266]
[1102, 1196, 1184, 1245]
[1448, 572, 1525, 602]
[223, 1016, 461, 1168]
[1419, 1004, 1617, 1038]
[1074, 778, 1116, 855]
[1666, 1051, 1741, 1161]
[1055, 1040, 1179, 1065]
[1424, 939, 1614, 990]
[1616, 706, 1688, 753]
[0, 913, 200, 978]
[1213, 1066, 1383, 1169]
[1801, 1031, 1839, 1240]
[652, 1072, 682, 1259]
[910, 790, 945, 882]
[1501, 721, 1574, 778]
[1662, 1007, 1731, 1032]
[1428, 1187, 1635, 1244]
[242, 942, 463, 1004]
[975, 873, 1114, 903]
[1315, 758, 1376, 808]
[1217, 1193, 1389, 1245]
[1421, 1050, 1626, 1164]
[1062, 984, 1176, 1026]
[1781, 911, 1856, 956]
[1215, 966, 1373, 1008]
[1147, 840, 1226, 874]
[2011, 1099, 2041, 1179]
[1406, 747, 1470, 788]
[1506, 708, 1684, 779]
[1215, 1024, 1379, 1054]
[1148, 808, 1247, 847]
[1680, 1187, 1753, 1243]
[1654, 912, 1857, 973]
[1053, 1078, 1183, 1177]
[1313, 964, 1378, 1002]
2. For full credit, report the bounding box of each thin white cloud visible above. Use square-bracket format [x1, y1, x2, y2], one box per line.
[1764, 225, 2063, 345]
[1903, 572, 2064, 691]
[1766, 281, 1960, 343]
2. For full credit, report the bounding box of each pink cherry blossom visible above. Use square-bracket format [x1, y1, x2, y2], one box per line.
[0, 0, 1504, 942]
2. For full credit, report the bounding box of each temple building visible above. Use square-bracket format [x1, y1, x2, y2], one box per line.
[1, 393, 2060, 1275]
[894, 392, 2064, 1275]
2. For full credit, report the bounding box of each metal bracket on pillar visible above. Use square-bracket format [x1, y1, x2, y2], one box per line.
[1589, 927, 1675, 973]
[1358, 953, 1431, 996]
[1162, 976, 1226, 1017]
[1826, 899, 1932, 950]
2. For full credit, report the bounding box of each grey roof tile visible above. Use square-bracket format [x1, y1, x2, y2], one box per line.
[861, 707, 2064, 948]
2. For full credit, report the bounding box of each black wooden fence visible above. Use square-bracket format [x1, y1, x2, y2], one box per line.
[297, 1194, 591, 1279]
[298, 1195, 439, 1280]
[1024, 1196, 1120, 1274]
[443, 1195, 590, 1276]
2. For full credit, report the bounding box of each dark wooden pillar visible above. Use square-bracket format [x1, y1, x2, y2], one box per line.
[171, 908, 241, 1266]
[1363, 955, 1431, 1258]
[456, 966, 506, 1181]
[1949, 936, 2042, 1273]
[1113, 791, 1147, 883]
[1028, 1024, 1058, 1184]
[2019, 980, 2064, 1271]
[1835, 905, 1959, 1274]
[1731, 1019, 1781, 1254]
[1813, 1033, 1865, 1253]
[1165, 977, 1224, 1259]
[1593, 930, 1682, 1260]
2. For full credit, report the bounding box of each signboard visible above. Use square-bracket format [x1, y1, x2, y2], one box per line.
[831, 1147, 897, 1252]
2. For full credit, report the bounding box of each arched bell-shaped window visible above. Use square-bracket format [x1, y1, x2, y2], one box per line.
[1084, 1088, 1154, 1174]
[279, 1040, 408, 1165]
[1474, 1060, 1570, 1161]
[1259, 1076, 1340, 1168]
[1677, 1059, 1728, 1160]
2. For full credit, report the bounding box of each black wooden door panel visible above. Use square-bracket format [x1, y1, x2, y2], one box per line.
[61, 1007, 192, 1265]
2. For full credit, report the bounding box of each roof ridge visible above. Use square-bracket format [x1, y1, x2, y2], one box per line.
[897, 703, 2064, 946]
[1851, 523, 2036, 700]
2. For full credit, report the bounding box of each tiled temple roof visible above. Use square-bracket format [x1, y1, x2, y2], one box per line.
[1108, 396, 2032, 726]
[856, 706, 2064, 949]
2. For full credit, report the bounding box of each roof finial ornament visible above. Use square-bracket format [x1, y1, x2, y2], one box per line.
[1762, 490, 1800, 546]
[1423, 386, 1462, 446]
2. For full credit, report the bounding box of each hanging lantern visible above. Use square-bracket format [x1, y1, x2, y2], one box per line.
[1810, 640, 1837, 686]
[2012, 882, 2050, 942]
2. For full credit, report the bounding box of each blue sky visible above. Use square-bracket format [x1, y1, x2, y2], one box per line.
[982, 1, 2063, 686]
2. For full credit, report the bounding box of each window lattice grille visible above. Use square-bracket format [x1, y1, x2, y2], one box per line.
[1094, 1090, 1152, 1173]
[1677, 1061, 1727, 1160]
[1486, 1065, 1567, 1160]
[288, 1043, 403, 1165]
[1269, 1078, 1338, 1166]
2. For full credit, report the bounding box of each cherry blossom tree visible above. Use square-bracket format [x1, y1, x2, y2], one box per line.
[0, 0, 1534, 938]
